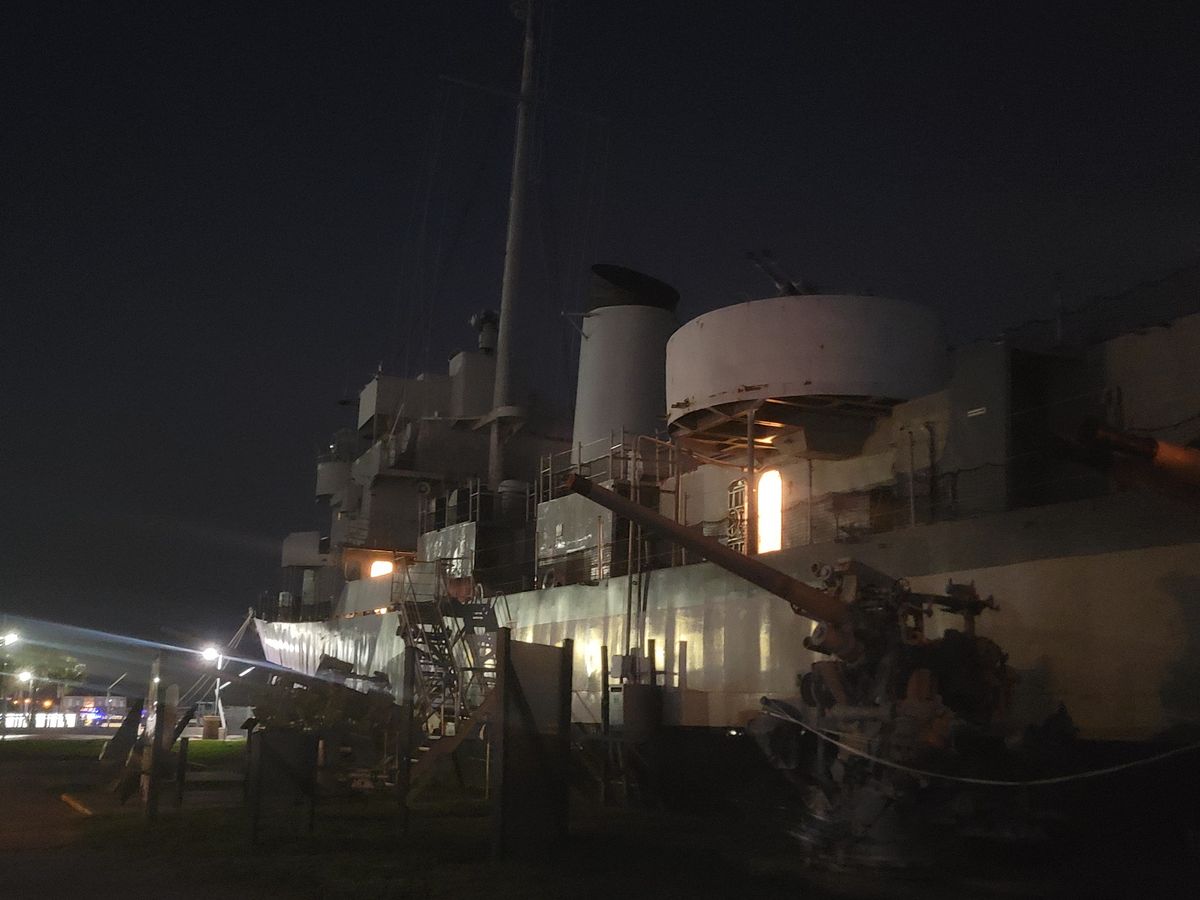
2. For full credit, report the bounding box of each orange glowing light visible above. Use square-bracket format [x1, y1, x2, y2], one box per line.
[757, 470, 782, 553]
[369, 560, 394, 578]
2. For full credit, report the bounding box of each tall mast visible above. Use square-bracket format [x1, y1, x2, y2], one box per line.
[487, 0, 537, 489]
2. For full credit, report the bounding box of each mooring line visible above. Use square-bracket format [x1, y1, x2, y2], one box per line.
[59, 793, 93, 816]
[764, 709, 1200, 787]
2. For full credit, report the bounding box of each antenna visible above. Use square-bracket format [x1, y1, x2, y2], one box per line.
[746, 249, 802, 296]
[487, 0, 539, 489]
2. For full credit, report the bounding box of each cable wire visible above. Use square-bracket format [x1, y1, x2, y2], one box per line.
[763, 707, 1200, 788]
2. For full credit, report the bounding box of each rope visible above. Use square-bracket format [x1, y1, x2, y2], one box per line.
[764, 707, 1200, 787]
[400, 84, 449, 379]
[1129, 409, 1200, 434]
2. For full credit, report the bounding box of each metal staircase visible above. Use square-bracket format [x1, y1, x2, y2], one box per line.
[391, 560, 505, 786]
[453, 584, 509, 709]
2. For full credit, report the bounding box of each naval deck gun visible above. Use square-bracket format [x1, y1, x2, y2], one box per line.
[566, 472, 1017, 861]
[1079, 420, 1200, 493]
[565, 473, 1001, 690]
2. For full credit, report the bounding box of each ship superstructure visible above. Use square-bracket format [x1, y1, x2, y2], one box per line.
[258, 262, 1200, 743]
[253, 0, 1200, 753]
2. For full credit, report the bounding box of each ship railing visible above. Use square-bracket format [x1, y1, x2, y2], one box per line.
[418, 477, 529, 534]
[534, 536, 686, 586]
[537, 431, 679, 504]
[254, 598, 333, 623]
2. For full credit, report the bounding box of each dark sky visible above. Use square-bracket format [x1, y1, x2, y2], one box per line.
[3, 1, 1198, 642]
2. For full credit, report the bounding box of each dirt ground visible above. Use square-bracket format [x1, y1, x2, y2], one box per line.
[1, 738, 1197, 899]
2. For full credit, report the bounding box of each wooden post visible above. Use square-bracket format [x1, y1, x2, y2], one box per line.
[243, 728, 253, 803]
[556, 638, 573, 838]
[489, 627, 511, 860]
[308, 765, 317, 835]
[144, 680, 165, 823]
[250, 738, 263, 844]
[599, 643, 610, 804]
[397, 642, 417, 833]
[175, 737, 189, 807]
[599, 645, 610, 735]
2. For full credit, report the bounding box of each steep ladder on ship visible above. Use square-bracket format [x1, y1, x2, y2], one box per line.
[392, 560, 504, 788]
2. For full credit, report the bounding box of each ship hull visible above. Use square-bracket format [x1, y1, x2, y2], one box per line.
[259, 488, 1200, 741]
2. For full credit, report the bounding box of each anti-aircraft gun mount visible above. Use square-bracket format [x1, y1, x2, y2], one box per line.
[565, 472, 1011, 728]
[565, 473, 1019, 862]
[794, 560, 1009, 731]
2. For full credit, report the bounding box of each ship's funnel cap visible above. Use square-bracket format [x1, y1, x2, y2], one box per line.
[587, 264, 679, 313]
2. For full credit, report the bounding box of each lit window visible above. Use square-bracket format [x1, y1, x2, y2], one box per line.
[369, 560, 394, 578]
[757, 470, 782, 553]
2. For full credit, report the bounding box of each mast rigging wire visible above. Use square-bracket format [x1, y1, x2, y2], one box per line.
[398, 84, 451, 380]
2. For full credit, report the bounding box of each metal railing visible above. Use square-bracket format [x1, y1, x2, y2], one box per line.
[537, 431, 681, 504]
[254, 598, 333, 623]
[417, 477, 531, 534]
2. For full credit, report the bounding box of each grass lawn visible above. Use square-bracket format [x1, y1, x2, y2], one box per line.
[182, 738, 246, 768]
[76, 795, 814, 900]
[4, 737, 815, 897]
[6, 740, 1191, 899]
[0, 737, 108, 760]
[0, 736, 245, 768]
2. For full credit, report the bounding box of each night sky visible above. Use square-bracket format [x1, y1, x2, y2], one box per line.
[3, 1, 1197, 645]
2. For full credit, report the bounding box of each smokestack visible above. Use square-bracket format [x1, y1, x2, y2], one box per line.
[571, 265, 679, 462]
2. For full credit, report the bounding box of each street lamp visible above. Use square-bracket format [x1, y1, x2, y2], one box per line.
[200, 646, 225, 736]
[15, 671, 33, 728]
[104, 672, 126, 720]
[2, 632, 18, 647]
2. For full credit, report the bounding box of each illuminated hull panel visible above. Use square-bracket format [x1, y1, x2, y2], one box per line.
[258, 489, 1200, 741]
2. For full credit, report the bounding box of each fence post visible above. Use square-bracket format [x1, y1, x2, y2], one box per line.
[144, 680, 166, 823]
[175, 736, 189, 807]
[489, 628, 511, 860]
[556, 638, 574, 837]
[600, 644, 610, 803]
[397, 642, 417, 833]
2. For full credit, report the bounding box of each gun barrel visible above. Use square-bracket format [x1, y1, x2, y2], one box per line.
[1082, 421, 1200, 488]
[564, 473, 849, 626]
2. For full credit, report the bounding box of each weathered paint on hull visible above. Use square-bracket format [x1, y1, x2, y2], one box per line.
[257, 611, 406, 692]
